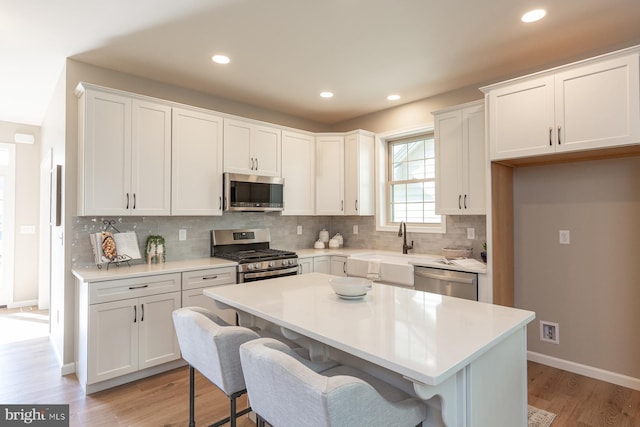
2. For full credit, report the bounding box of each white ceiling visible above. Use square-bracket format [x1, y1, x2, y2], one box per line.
[3, 0, 640, 126]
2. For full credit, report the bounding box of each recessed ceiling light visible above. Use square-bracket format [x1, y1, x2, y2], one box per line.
[212, 54, 230, 64]
[521, 9, 546, 23]
[320, 91, 334, 98]
[387, 94, 401, 101]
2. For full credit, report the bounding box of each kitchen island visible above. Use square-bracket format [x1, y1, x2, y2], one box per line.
[204, 272, 535, 426]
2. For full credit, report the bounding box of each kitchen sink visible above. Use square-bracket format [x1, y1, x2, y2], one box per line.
[346, 252, 442, 287]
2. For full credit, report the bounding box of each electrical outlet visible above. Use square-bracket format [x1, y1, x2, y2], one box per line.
[179, 229, 187, 241]
[467, 228, 475, 239]
[559, 230, 570, 245]
[540, 321, 559, 344]
[296, 225, 302, 235]
[353, 225, 359, 235]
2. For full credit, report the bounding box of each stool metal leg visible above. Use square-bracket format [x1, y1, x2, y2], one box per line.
[189, 365, 196, 427]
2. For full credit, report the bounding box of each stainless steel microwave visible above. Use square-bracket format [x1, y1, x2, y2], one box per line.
[223, 173, 284, 212]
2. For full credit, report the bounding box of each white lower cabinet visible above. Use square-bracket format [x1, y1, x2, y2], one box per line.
[298, 258, 313, 274]
[314, 256, 331, 274]
[181, 267, 237, 325]
[77, 273, 182, 393]
[330, 256, 347, 276]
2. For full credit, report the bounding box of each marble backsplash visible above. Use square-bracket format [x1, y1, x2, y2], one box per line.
[71, 213, 486, 267]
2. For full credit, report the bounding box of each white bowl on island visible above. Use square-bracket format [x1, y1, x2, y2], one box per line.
[329, 277, 372, 299]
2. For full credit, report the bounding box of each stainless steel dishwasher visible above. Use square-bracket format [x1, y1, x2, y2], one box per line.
[413, 266, 478, 301]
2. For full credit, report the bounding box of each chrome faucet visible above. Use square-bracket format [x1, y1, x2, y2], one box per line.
[398, 221, 413, 254]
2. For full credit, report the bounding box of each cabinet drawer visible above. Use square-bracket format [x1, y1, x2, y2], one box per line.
[182, 267, 236, 290]
[89, 273, 181, 305]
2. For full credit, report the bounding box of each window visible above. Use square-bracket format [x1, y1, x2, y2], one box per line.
[375, 126, 445, 233]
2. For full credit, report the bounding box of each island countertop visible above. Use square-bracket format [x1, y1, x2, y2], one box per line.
[204, 272, 534, 387]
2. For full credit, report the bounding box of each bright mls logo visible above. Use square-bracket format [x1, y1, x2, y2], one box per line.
[1, 405, 69, 426]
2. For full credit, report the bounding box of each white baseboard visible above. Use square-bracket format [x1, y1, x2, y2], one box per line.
[528, 351, 640, 391]
[7, 299, 39, 309]
[61, 362, 75, 376]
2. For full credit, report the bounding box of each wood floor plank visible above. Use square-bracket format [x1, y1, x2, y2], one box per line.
[2, 339, 640, 426]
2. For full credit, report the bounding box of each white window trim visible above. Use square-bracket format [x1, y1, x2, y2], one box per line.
[375, 124, 446, 234]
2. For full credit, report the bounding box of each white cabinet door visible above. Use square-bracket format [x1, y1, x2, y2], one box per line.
[435, 108, 464, 213]
[223, 118, 281, 176]
[223, 118, 253, 174]
[330, 256, 347, 276]
[344, 131, 375, 216]
[435, 102, 486, 215]
[555, 54, 640, 153]
[80, 90, 132, 216]
[315, 136, 345, 215]
[78, 87, 171, 215]
[172, 107, 224, 215]
[88, 299, 138, 383]
[138, 292, 181, 370]
[131, 99, 172, 215]
[464, 105, 487, 214]
[282, 131, 315, 215]
[298, 258, 313, 274]
[313, 256, 330, 274]
[488, 76, 555, 160]
[254, 124, 281, 176]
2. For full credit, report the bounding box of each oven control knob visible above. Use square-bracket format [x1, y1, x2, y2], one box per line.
[269, 261, 275, 268]
[247, 264, 253, 270]
[255, 263, 262, 270]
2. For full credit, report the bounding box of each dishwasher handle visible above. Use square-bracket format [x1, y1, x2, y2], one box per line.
[414, 269, 476, 284]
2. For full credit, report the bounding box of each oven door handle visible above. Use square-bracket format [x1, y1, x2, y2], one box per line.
[243, 266, 299, 280]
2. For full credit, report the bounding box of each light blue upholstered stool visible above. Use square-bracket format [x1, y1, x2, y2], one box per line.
[239, 337, 429, 427]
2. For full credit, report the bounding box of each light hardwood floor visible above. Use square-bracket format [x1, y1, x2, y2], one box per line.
[1, 337, 639, 426]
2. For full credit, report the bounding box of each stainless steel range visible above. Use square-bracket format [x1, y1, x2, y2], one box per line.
[211, 228, 298, 283]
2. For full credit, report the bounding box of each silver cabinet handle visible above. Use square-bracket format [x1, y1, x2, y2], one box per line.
[133, 305, 137, 323]
[341, 200, 344, 211]
[549, 127, 553, 146]
[126, 193, 130, 209]
[201, 275, 219, 280]
[219, 196, 222, 210]
[128, 284, 149, 290]
[458, 195, 462, 209]
[255, 157, 259, 171]
[141, 303, 144, 322]
[464, 194, 467, 209]
[355, 200, 358, 211]
[250, 157, 255, 170]
[133, 193, 136, 210]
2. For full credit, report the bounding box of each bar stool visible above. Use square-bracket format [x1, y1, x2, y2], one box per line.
[172, 307, 258, 427]
[239, 337, 429, 427]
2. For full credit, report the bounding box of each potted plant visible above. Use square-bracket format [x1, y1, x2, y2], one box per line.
[481, 241, 487, 263]
[146, 235, 166, 264]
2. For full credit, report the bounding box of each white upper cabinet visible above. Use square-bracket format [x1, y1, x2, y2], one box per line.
[315, 135, 345, 215]
[77, 85, 171, 216]
[281, 130, 315, 215]
[171, 107, 224, 215]
[486, 51, 640, 161]
[435, 101, 486, 215]
[344, 130, 375, 216]
[223, 118, 281, 176]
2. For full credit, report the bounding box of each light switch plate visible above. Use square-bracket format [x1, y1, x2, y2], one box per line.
[296, 225, 302, 235]
[353, 225, 359, 235]
[467, 228, 475, 239]
[179, 229, 187, 241]
[559, 230, 570, 244]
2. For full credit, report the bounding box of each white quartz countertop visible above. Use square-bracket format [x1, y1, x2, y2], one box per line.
[72, 257, 237, 283]
[297, 248, 487, 274]
[204, 272, 533, 386]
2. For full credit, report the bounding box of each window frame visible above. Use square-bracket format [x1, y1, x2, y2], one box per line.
[375, 124, 446, 234]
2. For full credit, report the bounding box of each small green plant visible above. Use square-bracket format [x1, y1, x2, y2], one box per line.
[482, 241, 487, 251]
[146, 235, 166, 263]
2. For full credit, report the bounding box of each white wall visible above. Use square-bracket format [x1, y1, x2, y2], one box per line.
[514, 157, 640, 380]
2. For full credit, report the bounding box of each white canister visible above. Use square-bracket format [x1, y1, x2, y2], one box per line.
[314, 239, 325, 249]
[333, 233, 343, 247]
[319, 229, 329, 243]
[328, 238, 339, 249]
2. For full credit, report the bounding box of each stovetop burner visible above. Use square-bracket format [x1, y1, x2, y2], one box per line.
[215, 248, 296, 263]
